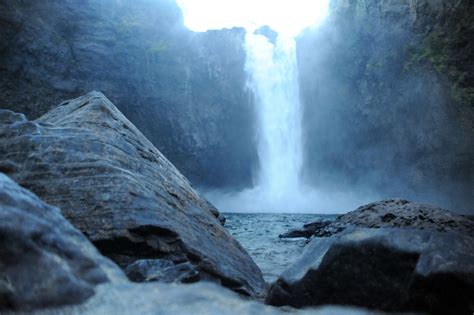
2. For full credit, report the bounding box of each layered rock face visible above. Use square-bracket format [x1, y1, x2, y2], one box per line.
[0, 92, 265, 297]
[0, 173, 124, 311]
[0, 0, 256, 189]
[268, 200, 474, 314]
[297, 0, 473, 212]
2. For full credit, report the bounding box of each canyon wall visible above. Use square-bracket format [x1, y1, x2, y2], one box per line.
[0, 0, 257, 188]
[297, 0, 473, 212]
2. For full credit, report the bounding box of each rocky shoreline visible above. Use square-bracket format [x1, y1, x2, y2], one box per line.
[271, 199, 474, 314]
[1, 93, 473, 314]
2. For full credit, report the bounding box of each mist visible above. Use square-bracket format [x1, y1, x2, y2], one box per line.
[192, 0, 473, 214]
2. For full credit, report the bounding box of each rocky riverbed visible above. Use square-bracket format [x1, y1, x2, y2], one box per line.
[1, 93, 473, 314]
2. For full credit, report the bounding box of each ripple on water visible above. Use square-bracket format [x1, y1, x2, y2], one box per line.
[223, 213, 336, 283]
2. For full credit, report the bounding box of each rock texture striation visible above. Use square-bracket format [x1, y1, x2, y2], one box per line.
[0, 92, 265, 297]
[0, 172, 124, 311]
[268, 199, 474, 314]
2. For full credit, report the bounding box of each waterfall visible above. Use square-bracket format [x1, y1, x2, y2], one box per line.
[204, 30, 375, 213]
[245, 33, 304, 208]
[178, 0, 372, 212]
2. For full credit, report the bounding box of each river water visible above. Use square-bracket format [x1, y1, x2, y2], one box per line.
[224, 212, 336, 283]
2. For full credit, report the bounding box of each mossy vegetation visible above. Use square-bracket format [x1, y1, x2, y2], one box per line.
[405, 5, 473, 105]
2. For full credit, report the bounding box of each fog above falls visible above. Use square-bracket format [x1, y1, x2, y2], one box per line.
[176, 0, 329, 37]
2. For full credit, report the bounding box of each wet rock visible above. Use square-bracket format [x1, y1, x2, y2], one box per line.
[279, 220, 338, 238]
[268, 200, 474, 314]
[0, 92, 265, 297]
[0, 172, 124, 312]
[125, 259, 200, 283]
[282, 199, 474, 239]
[338, 199, 474, 234]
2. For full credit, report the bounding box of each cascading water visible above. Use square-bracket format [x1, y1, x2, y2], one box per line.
[176, 0, 373, 212]
[206, 29, 373, 213]
[244, 33, 305, 208]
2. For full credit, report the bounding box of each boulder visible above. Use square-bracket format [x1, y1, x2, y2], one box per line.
[0, 91, 265, 296]
[0, 172, 124, 311]
[125, 259, 199, 283]
[279, 219, 338, 238]
[267, 200, 474, 314]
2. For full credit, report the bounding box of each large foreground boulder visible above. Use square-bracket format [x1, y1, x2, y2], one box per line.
[267, 199, 474, 314]
[0, 173, 124, 311]
[0, 172, 375, 315]
[0, 92, 265, 296]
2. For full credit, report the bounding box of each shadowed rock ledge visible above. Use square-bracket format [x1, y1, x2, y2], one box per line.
[0, 91, 265, 297]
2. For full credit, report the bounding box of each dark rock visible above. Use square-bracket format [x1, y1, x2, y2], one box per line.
[338, 199, 474, 234]
[125, 259, 200, 283]
[0, 92, 265, 297]
[267, 200, 474, 314]
[0, 172, 124, 311]
[283, 199, 474, 239]
[279, 220, 335, 238]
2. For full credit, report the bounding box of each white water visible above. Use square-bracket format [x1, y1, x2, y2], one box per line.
[245, 33, 305, 209]
[175, 0, 377, 212]
[206, 32, 323, 213]
[204, 31, 378, 213]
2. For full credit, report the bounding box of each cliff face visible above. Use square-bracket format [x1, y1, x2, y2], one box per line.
[297, 0, 473, 212]
[0, 0, 257, 189]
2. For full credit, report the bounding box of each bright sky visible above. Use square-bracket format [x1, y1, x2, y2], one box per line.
[176, 0, 329, 37]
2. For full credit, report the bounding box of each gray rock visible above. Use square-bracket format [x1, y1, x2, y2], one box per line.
[338, 199, 474, 234]
[0, 172, 124, 311]
[283, 199, 474, 239]
[267, 200, 474, 314]
[0, 92, 265, 297]
[125, 259, 200, 283]
[279, 220, 338, 239]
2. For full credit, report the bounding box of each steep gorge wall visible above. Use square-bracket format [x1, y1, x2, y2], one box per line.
[0, 0, 257, 188]
[297, 0, 473, 212]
